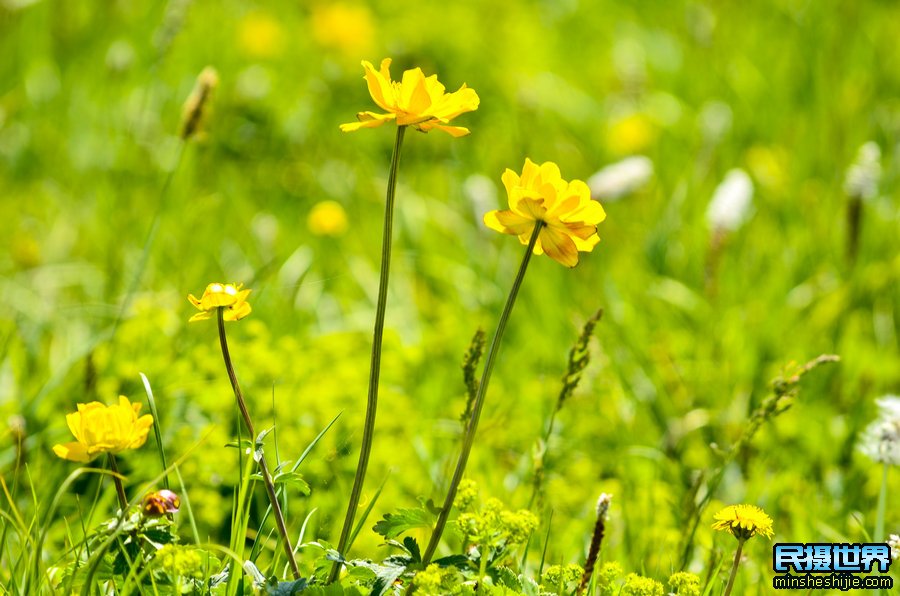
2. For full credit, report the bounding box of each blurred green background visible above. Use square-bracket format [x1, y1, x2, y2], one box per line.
[2, 0, 899, 589]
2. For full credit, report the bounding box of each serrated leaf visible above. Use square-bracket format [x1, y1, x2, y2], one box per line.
[492, 566, 520, 589]
[433, 554, 471, 569]
[141, 528, 176, 547]
[265, 577, 309, 595]
[302, 586, 366, 596]
[369, 565, 405, 596]
[382, 554, 414, 567]
[402, 536, 421, 563]
[372, 508, 433, 539]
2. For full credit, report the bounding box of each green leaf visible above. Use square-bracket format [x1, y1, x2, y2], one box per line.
[372, 508, 434, 539]
[265, 577, 309, 595]
[273, 471, 312, 495]
[433, 554, 471, 569]
[369, 565, 405, 596]
[402, 536, 421, 563]
[492, 566, 520, 590]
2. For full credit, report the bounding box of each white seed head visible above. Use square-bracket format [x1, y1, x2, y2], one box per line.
[888, 534, 899, 561]
[706, 168, 754, 232]
[596, 493, 613, 518]
[859, 395, 900, 466]
[588, 156, 654, 201]
[843, 141, 881, 201]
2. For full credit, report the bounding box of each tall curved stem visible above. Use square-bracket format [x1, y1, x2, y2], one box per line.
[422, 222, 543, 565]
[217, 308, 300, 579]
[329, 126, 407, 583]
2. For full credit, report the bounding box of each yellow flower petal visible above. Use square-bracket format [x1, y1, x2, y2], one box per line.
[53, 442, 92, 463]
[538, 226, 580, 267]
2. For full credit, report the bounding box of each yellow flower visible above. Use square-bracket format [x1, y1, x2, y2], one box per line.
[187, 283, 252, 322]
[53, 396, 154, 463]
[310, 3, 375, 57]
[307, 200, 349, 236]
[237, 11, 285, 58]
[340, 58, 479, 137]
[484, 159, 607, 267]
[712, 504, 774, 540]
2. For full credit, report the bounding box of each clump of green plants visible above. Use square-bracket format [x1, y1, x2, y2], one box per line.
[2, 27, 879, 596]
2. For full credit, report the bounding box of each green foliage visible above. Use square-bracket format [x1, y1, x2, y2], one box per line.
[372, 507, 435, 540]
[667, 571, 701, 596]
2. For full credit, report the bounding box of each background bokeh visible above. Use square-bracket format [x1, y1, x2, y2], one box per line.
[2, 0, 899, 588]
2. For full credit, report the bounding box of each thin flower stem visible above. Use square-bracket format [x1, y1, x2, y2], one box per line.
[875, 462, 888, 542]
[422, 221, 544, 566]
[722, 538, 746, 596]
[216, 308, 301, 580]
[329, 125, 407, 583]
[107, 454, 128, 512]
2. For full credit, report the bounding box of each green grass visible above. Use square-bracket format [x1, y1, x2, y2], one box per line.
[1, 0, 899, 593]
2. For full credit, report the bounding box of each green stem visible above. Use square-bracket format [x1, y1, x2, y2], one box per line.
[422, 222, 544, 566]
[107, 454, 128, 512]
[328, 125, 406, 583]
[875, 462, 888, 542]
[217, 308, 301, 580]
[110, 142, 186, 344]
[722, 538, 745, 596]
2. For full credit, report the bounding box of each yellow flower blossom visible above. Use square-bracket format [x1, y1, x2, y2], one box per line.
[307, 200, 349, 236]
[237, 11, 284, 58]
[310, 3, 375, 57]
[187, 283, 252, 322]
[712, 504, 774, 540]
[53, 396, 154, 463]
[484, 158, 607, 267]
[340, 58, 479, 137]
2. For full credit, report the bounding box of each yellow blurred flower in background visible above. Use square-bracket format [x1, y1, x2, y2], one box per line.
[484, 159, 607, 267]
[307, 200, 349, 236]
[310, 3, 375, 57]
[53, 396, 154, 463]
[712, 504, 774, 540]
[238, 11, 285, 58]
[188, 283, 252, 322]
[606, 113, 656, 155]
[340, 58, 480, 137]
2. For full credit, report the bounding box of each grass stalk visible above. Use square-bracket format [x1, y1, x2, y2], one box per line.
[422, 221, 544, 565]
[329, 124, 407, 583]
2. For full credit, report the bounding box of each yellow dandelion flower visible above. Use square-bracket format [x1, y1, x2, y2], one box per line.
[340, 58, 479, 137]
[187, 283, 252, 322]
[712, 504, 774, 540]
[307, 200, 349, 236]
[484, 158, 607, 267]
[52, 396, 154, 463]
